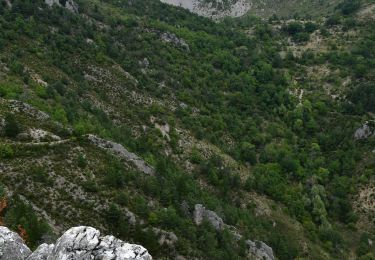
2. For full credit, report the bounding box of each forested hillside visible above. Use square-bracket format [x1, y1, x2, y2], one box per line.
[0, 0, 374, 259]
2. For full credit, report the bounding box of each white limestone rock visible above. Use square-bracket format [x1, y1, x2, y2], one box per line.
[87, 134, 155, 175]
[48, 227, 151, 259]
[152, 228, 178, 246]
[9, 100, 50, 121]
[0, 226, 32, 260]
[354, 121, 374, 140]
[26, 128, 61, 142]
[160, 32, 190, 51]
[159, 0, 252, 19]
[193, 204, 225, 230]
[0, 226, 152, 260]
[27, 244, 54, 260]
[193, 205, 275, 260]
[246, 240, 275, 260]
[45, 0, 78, 13]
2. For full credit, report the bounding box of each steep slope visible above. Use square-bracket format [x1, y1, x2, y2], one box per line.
[159, 0, 342, 19]
[0, 0, 374, 259]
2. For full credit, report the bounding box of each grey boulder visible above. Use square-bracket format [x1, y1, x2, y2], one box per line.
[0, 226, 152, 260]
[0, 226, 32, 260]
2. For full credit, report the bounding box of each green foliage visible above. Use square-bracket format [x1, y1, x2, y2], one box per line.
[0, 183, 5, 198]
[357, 233, 373, 257]
[4, 197, 51, 249]
[102, 161, 128, 189]
[4, 113, 21, 138]
[0, 82, 22, 98]
[0, 143, 14, 158]
[29, 166, 51, 184]
[0, 0, 372, 259]
[338, 0, 361, 15]
[52, 106, 68, 124]
[76, 153, 87, 168]
[348, 83, 375, 113]
[190, 147, 203, 164]
[82, 180, 98, 192]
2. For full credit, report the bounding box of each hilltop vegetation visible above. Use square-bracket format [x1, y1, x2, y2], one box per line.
[0, 0, 374, 259]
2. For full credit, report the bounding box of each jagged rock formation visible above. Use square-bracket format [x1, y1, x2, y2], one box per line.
[0, 226, 32, 260]
[27, 244, 54, 260]
[160, 32, 190, 51]
[193, 204, 275, 260]
[246, 240, 275, 260]
[45, 0, 79, 13]
[354, 121, 375, 140]
[0, 226, 152, 260]
[193, 204, 225, 230]
[87, 134, 155, 175]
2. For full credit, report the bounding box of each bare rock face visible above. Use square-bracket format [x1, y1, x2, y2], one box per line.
[152, 228, 178, 246]
[193, 204, 275, 260]
[45, 0, 79, 13]
[48, 227, 152, 259]
[160, 32, 190, 51]
[27, 244, 54, 260]
[0, 226, 152, 260]
[9, 100, 50, 121]
[87, 134, 155, 175]
[246, 240, 275, 260]
[0, 227, 31, 260]
[159, 0, 252, 19]
[193, 204, 225, 230]
[4, 0, 12, 8]
[354, 122, 374, 140]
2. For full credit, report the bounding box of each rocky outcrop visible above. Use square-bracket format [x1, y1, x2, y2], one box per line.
[193, 204, 275, 260]
[4, 0, 12, 8]
[159, 0, 252, 19]
[27, 244, 53, 260]
[45, 0, 79, 13]
[193, 204, 225, 230]
[8, 100, 50, 121]
[246, 240, 275, 260]
[0, 226, 31, 260]
[152, 228, 178, 246]
[160, 32, 190, 51]
[354, 121, 375, 140]
[0, 226, 152, 260]
[87, 134, 155, 175]
[17, 128, 61, 142]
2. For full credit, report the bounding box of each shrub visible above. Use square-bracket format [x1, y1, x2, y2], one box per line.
[5, 197, 51, 249]
[0, 82, 22, 98]
[4, 114, 21, 138]
[76, 154, 87, 168]
[0, 144, 14, 158]
[82, 180, 98, 193]
[338, 0, 361, 15]
[29, 166, 50, 184]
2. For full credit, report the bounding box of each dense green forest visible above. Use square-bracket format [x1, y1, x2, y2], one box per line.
[0, 0, 374, 259]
